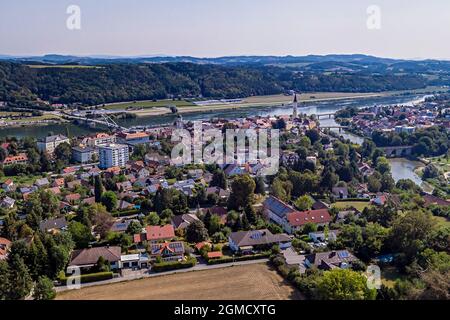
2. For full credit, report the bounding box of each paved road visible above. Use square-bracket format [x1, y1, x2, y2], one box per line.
[55, 258, 270, 293]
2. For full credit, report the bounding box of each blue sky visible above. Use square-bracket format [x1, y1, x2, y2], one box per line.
[1, 0, 450, 59]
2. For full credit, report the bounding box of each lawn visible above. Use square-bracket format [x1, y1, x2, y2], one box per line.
[56, 263, 302, 300]
[0, 175, 42, 186]
[332, 200, 372, 212]
[103, 99, 195, 110]
[4, 114, 61, 123]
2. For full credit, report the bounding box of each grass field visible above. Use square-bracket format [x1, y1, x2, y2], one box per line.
[332, 201, 372, 212]
[104, 99, 195, 110]
[4, 114, 61, 123]
[0, 175, 42, 186]
[381, 266, 405, 288]
[56, 263, 302, 300]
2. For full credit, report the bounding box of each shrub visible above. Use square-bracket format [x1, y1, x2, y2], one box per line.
[58, 271, 113, 285]
[152, 257, 197, 272]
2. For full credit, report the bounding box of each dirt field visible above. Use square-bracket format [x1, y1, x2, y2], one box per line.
[56, 263, 302, 300]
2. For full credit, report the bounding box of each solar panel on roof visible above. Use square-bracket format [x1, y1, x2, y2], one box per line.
[338, 251, 349, 258]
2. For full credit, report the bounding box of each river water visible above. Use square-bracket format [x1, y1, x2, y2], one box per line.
[0, 93, 431, 189]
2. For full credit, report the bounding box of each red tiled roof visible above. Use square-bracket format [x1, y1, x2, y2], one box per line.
[287, 209, 332, 227]
[3, 153, 28, 165]
[145, 225, 175, 241]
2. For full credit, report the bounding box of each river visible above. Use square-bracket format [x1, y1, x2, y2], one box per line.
[0, 93, 431, 190]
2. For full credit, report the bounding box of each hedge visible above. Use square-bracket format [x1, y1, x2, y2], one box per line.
[334, 198, 370, 203]
[58, 271, 114, 285]
[206, 252, 270, 265]
[152, 257, 197, 272]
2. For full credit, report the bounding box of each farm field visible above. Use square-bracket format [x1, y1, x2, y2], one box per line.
[103, 99, 195, 110]
[56, 263, 302, 300]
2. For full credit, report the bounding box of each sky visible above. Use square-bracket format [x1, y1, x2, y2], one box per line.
[1, 0, 450, 59]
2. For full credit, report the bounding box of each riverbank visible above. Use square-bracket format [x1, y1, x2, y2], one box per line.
[128, 92, 389, 117]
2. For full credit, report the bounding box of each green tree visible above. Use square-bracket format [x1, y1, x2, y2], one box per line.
[317, 269, 376, 300]
[94, 175, 104, 203]
[145, 212, 160, 226]
[211, 170, 227, 189]
[33, 276, 56, 300]
[126, 221, 143, 235]
[101, 191, 118, 212]
[68, 221, 93, 248]
[54, 142, 72, 164]
[7, 254, 33, 300]
[294, 195, 314, 211]
[227, 174, 256, 210]
[254, 176, 265, 195]
[186, 220, 209, 243]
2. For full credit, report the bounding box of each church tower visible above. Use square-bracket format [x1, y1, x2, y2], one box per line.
[292, 93, 298, 119]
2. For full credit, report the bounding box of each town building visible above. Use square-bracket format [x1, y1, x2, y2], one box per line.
[72, 146, 98, 164]
[37, 134, 70, 154]
[98, 143, 129, 169]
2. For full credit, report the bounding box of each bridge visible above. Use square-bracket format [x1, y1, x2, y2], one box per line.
[316, 113, 335, 119]
[381, 146, 413, 157]
[60, 112, 128, 131]
[319, 125, 349, 132]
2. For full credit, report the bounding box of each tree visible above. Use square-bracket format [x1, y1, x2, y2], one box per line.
[380, 173, 395, 192]
[389, 211, 436, 264]
[254, 176, 265, 194]
[208, 215, 222, 235]
[101, 191, 118, 212]
[33, 276, 56, 300]
[186, 220, 209, 243]
[316, 269, 376, 300]
[94, 175, 104, 203]
[7, 254, 33, 300]
[0, 260, 11, 300]
[126, 221, 143, 235]
[54, 142, 72, 163]
[68, 221, 93, 248]
[145, 212, 160, 226]
[294, 195, 314, 211]
[0, 147, 6, 163]
[160, 208, 174, 221]
[423, 164, 440, 179]
[305, 129, 321, 144]
[367, 175, 381, 193]
[227, 174, 256, 210]
[376, 157, 391, 175]
[211, 170, 227, 189]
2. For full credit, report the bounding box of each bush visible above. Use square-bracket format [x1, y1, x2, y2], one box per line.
[206, 252, 270, 265]
[58, 271, 113, 285]
[152, 257, 197, 272]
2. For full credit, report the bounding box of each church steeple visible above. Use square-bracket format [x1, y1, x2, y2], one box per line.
[292, 93, 298, 119]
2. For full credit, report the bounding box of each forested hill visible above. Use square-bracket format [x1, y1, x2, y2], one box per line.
[0, 61, 431, 107]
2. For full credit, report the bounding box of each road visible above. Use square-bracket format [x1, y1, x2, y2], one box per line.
[55, 258, 270, 293]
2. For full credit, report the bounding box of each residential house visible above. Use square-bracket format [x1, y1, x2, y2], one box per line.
[149, 241, 185, 262]
[39, 217, 68, 233]
[308, 230, 340, 243]
[0, 196, 15, 209]
[1, 179, 14, 192]
[65, 193, 81, 204]
[52, 178, 65, 188]
[263, 195, 296, 227]
[0, 237, 12, 260]
[228, 229, 291, 253]
[35, 178, 50, 188]
[285, 209, 332, 234]
[119, 253, 149, 269]
[82, 133, 116, 147]
[304, 250, 358, 270]
[332, 187, 349, 199]
[2, 153, 28, 166]
[68, 246, 121, 270]
[133, 224, 175, 244]
[172, 214, 200, 230]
